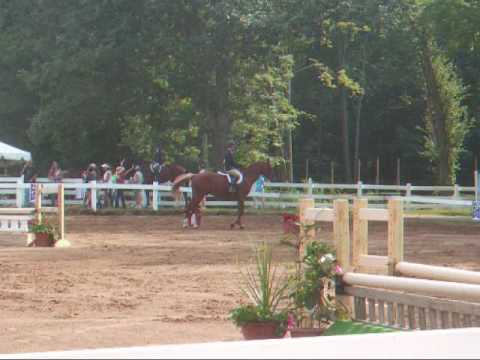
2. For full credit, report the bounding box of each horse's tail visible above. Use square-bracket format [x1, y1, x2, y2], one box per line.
[172, 173, 195, 194]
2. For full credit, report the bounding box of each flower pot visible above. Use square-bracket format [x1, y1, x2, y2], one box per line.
[290, 327, 326, 338]
[34, 232, 54, 247]
[241, 322, 281, 340]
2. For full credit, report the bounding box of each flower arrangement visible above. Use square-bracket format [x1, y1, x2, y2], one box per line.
[29, 219, 59, 246]
[288, 241, 344, 330]
[229, 243, 290, 339]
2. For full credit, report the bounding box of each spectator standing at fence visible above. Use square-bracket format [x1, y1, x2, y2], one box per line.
[80, 169, 88, 207]
[47, 161, 63, 206]
[132, 164, 145, 209]
[84, 163, 98, 209]
[114, 165, 134, 209]
[48, 161, 62, 182]
[101, 164, 113, 208]
[253, 174, 265, 209]
[21, 160, 37, 207]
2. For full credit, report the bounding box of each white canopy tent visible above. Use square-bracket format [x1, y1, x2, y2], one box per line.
[0, 141, 31, 161]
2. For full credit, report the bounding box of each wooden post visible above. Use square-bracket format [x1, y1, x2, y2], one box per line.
[54, 183, 71, 247]
[357, 159, 361, 183]
[396, 158, 401, 185]
[305, 159, 309, 181]
[387, 199, 404, 275]
[352, 198, 368, 269]
[376, 157, 380, 185]
[35, 184, 42, 224]
[58, 184, 65, 240]
[330, 161, 335, 184]
[202, 133, 209, 169]
[333, 199, 350, 272]
[475, 170, 479, 202]
[298, 197, 315, 260]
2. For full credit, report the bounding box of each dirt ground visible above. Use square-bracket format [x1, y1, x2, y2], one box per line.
[0, 213, 479, 354]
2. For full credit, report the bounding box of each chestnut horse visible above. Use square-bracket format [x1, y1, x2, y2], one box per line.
[172, 161, 274, 229]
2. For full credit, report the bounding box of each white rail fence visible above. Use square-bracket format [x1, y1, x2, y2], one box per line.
[0, 171, 478, 212]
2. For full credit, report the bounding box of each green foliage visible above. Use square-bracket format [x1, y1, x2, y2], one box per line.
[421, 40, 473, 185]
[323, 320, 399, 336]
[289, 241, 338, 325]
[29, 220, 59, 242]
[232, 53, 300, 167]
[229, 304, 288, 328]
[229, 242, 289, 327]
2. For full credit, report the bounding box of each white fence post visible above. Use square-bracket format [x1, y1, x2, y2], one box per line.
[406, 183, 412, 197]
[475, 171, 479, 202]
[153, 182, 159, 211]
[453, 184, 460, 198]
[357, 181, 363, 197]
[90, 181, 97, 212]
[405, 182, 412, 210]
[308, 178, 313, 196]
[16, 178, 23, 208]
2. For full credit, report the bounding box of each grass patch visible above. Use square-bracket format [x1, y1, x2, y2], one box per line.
[323, 320, 400, 336]
[406, 207, 471, 217]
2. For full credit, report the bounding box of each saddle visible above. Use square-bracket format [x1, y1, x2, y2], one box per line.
[217, 171, 243, 192]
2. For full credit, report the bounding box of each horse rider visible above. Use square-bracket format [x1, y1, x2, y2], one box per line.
[150, 143, 165, 182]
[224, 141, 241, 192]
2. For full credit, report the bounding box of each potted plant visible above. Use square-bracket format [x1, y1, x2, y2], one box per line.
[229, 243, 289, 340]
[288, 240, 343, 337]
[29, 220, 58, 247]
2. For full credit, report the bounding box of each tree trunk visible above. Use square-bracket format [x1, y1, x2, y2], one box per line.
[421, 36, 451, 185]
[354, 45, 366, 182]
[339, 87, 352, 183]
[337, 36, 352, 183]
[210, 63, 232, 169]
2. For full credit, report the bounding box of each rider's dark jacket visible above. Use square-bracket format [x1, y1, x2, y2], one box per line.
[154, 145, 164, 165]
[224, 149, 240, 171]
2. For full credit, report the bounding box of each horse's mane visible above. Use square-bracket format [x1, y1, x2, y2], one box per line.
[242, 161, 269, 173]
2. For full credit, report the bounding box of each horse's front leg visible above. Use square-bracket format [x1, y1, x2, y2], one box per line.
[188, 195, 204, 229]
[231, 199, 245, 230]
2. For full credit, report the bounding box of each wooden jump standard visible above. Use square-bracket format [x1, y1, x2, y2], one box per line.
[299, 197, 480, 330]
[0, 184, 68, 246]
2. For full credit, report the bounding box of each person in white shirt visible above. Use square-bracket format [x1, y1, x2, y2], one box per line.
[101, 164, 113, 208]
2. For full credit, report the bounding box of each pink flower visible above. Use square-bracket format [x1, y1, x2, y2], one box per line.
[335, 264, 343, 275]
[287, 313, 296, 330]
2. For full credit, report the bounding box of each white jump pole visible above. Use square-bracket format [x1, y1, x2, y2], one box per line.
[396, 261, 480, 286]
[343, 272, 480, 302]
